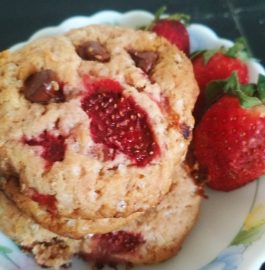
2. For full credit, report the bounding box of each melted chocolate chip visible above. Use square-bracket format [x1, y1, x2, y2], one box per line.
[22, 70, 65, 104]
[76, 41, 110, 62]
[130, 51, 158, 74]
[180, 122, 191, 140]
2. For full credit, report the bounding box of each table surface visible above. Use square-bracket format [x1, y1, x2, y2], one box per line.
[0, 0, 265, 269]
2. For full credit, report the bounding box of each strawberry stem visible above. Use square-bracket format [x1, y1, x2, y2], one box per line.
[147, 6, 190, 30]
[191, 37, 250, 64]
[257, 74, 265, 102]
[166, 13, 190, 26]
[154, 6, 167, 22]
[225, 37, 250, 61]
[205, 72, 265, 108]
[203, 49, 223, 64]
[224, 73, 260, 108]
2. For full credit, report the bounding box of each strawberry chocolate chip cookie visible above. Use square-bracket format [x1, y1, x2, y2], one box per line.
[0, 24, 198, 235]
[0, 164, 201, 268]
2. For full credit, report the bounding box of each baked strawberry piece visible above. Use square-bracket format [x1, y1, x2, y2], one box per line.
[25, 187, 57, 215]
[24, 131, 65, 168]
[149, 7, 190, 55]
[194, 73, 265, 191]
[81, 78, 160, 166]
[82, 231, 145, 263]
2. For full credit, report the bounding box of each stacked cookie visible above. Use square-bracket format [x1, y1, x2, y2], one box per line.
[0, 25, 200, 268]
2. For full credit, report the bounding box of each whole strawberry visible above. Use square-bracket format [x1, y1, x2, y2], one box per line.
[192, 39, 249, 119]
[149, 7, 190, 55]
[194, 73, 265, 191]
[192, 38, 249, 90]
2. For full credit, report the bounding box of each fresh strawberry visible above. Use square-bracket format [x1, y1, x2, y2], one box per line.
[81, 78, 160, 167]
[192, 38, 249, 119]
[149, 6, 190, 55]
[194, 73, 265, 191]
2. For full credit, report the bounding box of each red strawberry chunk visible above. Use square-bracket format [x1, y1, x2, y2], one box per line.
[81, 78, 160, 166]
[25, 131, 65, 167]
[194, 96, 265, 191]
[82, 231, 145, 263]
[92, 231, 145, 254]
[26, 187, 57, 214]
[152, 19, 190, 55]
[83, 77, 123, 94]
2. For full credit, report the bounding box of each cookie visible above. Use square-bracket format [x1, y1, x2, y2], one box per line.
[0, 191, 80, 269]
[0, 177, 142, 238]
[81, 164, 201, 264]
[0, 164, 201, 268]
[0, 25, 198, 220]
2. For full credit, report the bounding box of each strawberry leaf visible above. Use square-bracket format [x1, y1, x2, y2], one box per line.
[205, 72, 263, 108]
[152, 6, 190, 26]
[203, 49, 222, 64]
[223, 72, 240, 94]
[225, 37, 250, 61]
[241, 84, 256, 96]
[190, 50, 205, 60]
[205, 80, 226, 107]
[154, 6, 167, 22]
[237, 91, 262, 108]
[191, 38, 249, 64]
[257, 74, 265, 102]
[144, 6, 167, 30]
[191, 48, 225, 64]
[205, 73, 240, 107]
[223, 72, 261, 108]
[167, 13, 190, 26]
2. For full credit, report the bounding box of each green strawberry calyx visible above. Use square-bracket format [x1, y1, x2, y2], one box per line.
[191, 37, 250, 64]
[145, 6, 190, 30]
[205, 72, 265, 108]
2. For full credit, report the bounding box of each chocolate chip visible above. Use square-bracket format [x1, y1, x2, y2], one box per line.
[130, 51, 158, 74]
[180, 122, 191, 140]
[22, 70, 65, 104]
[76, 41, 110, 62]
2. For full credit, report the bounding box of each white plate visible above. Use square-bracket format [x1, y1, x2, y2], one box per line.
[1, 10, 265, 270]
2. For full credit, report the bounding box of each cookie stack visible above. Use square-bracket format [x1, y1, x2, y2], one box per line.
[0, 25, 200, 268]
